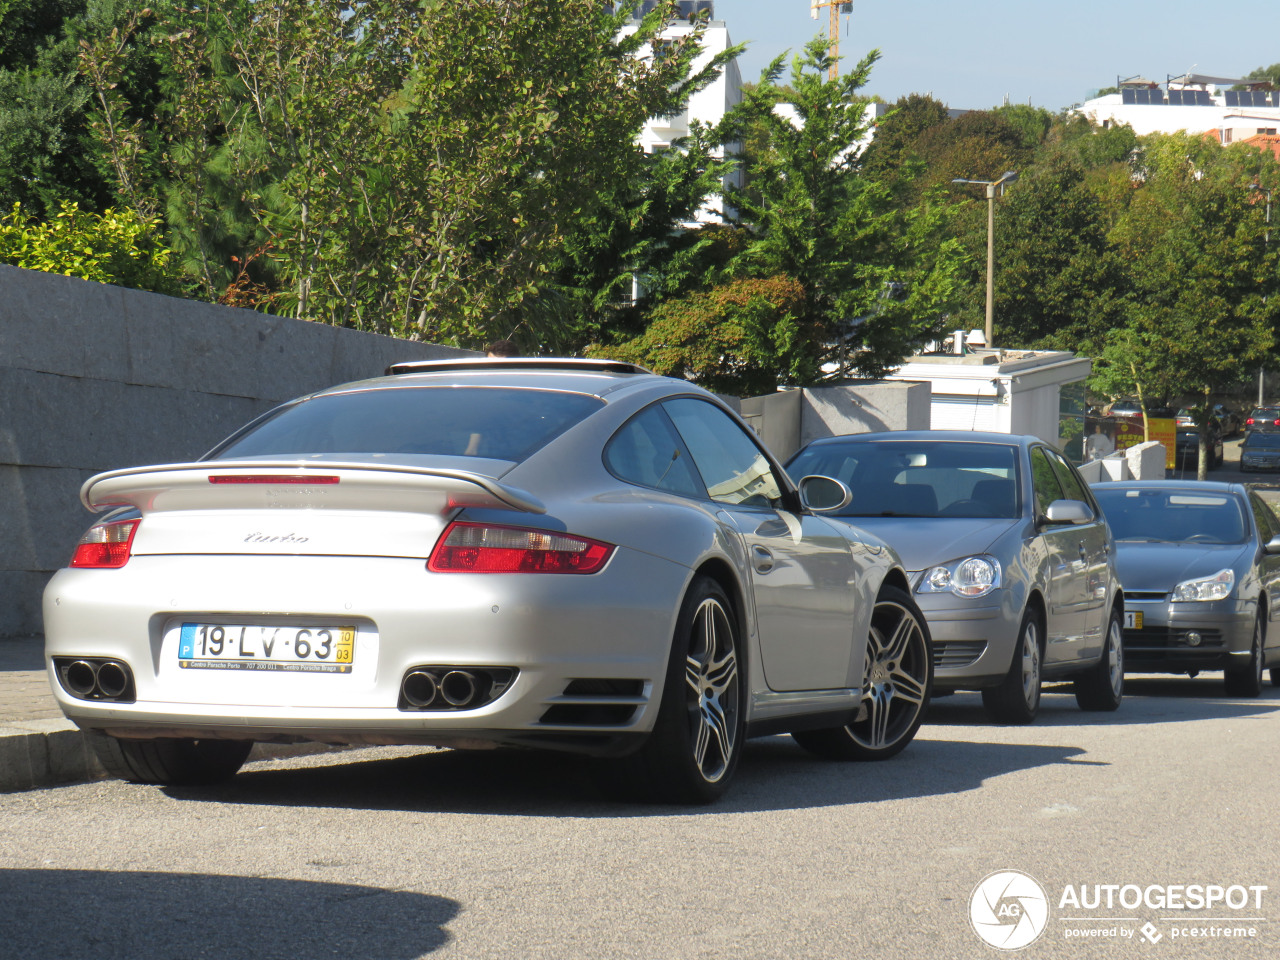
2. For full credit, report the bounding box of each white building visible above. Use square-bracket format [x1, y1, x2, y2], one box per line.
[885, 350, 1092, 454]
[1076, 73, 1280, 144]
[617, 1, 743, 223]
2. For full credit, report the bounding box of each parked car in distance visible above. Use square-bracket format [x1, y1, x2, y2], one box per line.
[1212, 403, 1243, 437]
[1175, 419, 1223, 469]
[785, 431, 1124, 724]
[1177, 405, 1240, 436]
[1105, 399, 1145, 419]
[1092, 480, 1280, 695]
[1240, 431, 1280, 472]
[1244, 406, 1280, 433]
[43, 358, 935, 804]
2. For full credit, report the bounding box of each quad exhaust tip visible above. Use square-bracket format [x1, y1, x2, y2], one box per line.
[55, 657, 135, 703]
[398, 666, 515, 712]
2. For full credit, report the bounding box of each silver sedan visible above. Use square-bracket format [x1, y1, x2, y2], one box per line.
[787, 431, 1125, 724]
[43, 359, 933, 803]
[1092, 480, 1280, 695]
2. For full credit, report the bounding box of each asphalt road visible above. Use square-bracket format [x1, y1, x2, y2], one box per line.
[2, 677, 1277, 960]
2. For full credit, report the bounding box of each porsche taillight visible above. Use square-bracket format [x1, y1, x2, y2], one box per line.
[428, 522, 614, 574]
[70, 519, 140, 569]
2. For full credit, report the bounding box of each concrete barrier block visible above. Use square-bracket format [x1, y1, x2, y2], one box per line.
[0, 266, 129, 378]
[0, 465, 93, 570]
[1127, 441, 1167, 480]
[0, 570, 53, 639]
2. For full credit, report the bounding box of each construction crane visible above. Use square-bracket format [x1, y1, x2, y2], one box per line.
[810, 1, 853, 80]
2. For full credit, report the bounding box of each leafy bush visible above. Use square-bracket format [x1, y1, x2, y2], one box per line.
[0, 201, 185, 295]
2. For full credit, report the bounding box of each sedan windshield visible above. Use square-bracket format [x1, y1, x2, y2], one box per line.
[1093, 488, 1247, 544]
[787, 440, 1020, 519]
[209, 386, 604, 463]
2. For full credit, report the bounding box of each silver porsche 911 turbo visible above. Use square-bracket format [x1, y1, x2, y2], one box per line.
[43, 359, 932, 803]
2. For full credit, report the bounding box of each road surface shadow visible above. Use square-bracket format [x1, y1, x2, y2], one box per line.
[0, 869, 458, 960]
[162, 733, 1091, 818]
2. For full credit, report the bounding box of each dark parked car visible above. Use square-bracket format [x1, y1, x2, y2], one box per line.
[1212, 404, 1243, 437]
[1244, 406, 1280, 433]
[1175, 420, 1223, 468]
[1241, 432, 1280, 472]
[786, 431, 1124, 724]
[1092, 481, 1280, 695]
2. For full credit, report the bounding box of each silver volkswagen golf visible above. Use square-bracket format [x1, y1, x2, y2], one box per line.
[43, 359, 932, 803]
[787, 431, 1125, 724]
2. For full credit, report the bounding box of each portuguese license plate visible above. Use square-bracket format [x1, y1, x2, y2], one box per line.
[178, 623, 355, 673]
[1124, 610, 1143, 630]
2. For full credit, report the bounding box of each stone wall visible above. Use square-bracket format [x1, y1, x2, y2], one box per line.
[0, 266, 472, 638]
[739, 382, 932, 462]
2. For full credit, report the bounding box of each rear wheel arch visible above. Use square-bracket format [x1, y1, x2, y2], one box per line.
[694, 558, 749, 649]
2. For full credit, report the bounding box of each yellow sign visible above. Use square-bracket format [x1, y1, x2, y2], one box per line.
[1114, 418, 1176, 469]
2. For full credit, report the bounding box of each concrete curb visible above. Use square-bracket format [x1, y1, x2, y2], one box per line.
[0, 718, 349, 793]
[0, 718, 106, 792]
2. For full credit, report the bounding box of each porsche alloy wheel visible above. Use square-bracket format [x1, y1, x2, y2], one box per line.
[792, 585, 933, 761]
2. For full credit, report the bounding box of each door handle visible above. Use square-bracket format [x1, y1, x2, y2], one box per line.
[1078, 541, 1088, 561]
[752, 545, 775, 573]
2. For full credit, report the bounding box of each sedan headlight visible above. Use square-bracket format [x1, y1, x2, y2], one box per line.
[918, 556, 1002, 598]
[1171, 569, 1234, 602]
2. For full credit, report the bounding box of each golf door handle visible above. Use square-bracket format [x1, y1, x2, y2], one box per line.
[752, 545, 775, 573]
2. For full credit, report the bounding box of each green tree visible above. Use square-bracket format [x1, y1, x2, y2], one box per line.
[81, 0, 735, 349]
[0, 0, 131, 216]
[603, 42, 967, 388]
[992, 150, 1126, 351]
[1100, 132, 1280, 477]
[1243, 63, 1280, 86]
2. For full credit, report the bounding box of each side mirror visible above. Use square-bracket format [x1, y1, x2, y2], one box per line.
[1043, 499, 1095, 525]
[1264, 535, 1280, 555]
[798, 475, 853, 513]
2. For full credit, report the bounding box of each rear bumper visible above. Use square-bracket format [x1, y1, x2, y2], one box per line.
[43, 552, 687, 753]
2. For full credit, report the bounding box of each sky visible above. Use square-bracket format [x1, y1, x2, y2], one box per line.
[709, 0, 1279, 111]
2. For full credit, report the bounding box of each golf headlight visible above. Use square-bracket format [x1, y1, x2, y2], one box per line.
[919, 556, 1001, 598]
[1171, 569, 1234, 602]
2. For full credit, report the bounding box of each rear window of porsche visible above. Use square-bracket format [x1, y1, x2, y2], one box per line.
[210, 386, 604, 463]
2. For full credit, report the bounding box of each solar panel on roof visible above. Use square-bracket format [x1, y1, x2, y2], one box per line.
[1196, 91, 1212, 105]
[1122, 89, 1137, 104]
[1167, 90, 1183, 105]
[1225, 90, 1240, 106]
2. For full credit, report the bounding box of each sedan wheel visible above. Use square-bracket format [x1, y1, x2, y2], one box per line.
[983, 609, 1042, 724]
[601, 577, 743, 804]
[792, 585, 933, 761]
[1224, 616, 1265, 698]
[1075, 607, 1124, 711]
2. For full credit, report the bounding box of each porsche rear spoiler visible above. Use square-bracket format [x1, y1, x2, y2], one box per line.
[81, 461, 546, 515]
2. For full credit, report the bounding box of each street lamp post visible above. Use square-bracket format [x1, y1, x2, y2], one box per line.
[1249, 182, 1272, 405]
[952, 170, 1018, 349]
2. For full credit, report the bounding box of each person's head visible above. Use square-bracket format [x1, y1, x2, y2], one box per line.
[485, 339, 518, 358]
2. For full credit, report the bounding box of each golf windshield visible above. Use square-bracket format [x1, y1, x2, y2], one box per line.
[1093, 488, 1247, 544]
[787, 440, 1020, 519]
